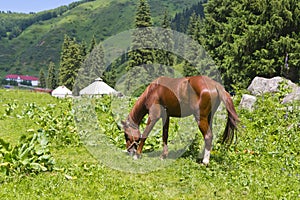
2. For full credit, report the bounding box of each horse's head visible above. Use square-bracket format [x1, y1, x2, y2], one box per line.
[121, 118, 141, 155]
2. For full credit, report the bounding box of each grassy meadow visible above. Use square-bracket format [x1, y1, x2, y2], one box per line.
[0, 88, 299, 199]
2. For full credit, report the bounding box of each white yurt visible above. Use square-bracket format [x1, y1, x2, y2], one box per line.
[51, 86, 73, 98]
[79, 77, 118, 96]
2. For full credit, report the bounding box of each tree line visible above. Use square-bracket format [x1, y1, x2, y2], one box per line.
[42, 0, 300, 92]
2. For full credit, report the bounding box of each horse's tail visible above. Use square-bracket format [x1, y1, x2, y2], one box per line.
[216, 84, 240, 145]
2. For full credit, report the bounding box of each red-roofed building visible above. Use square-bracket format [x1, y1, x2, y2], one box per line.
[5, 74, 39, 86]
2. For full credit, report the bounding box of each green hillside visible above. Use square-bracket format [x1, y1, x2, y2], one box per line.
[0, 0, 202, 78]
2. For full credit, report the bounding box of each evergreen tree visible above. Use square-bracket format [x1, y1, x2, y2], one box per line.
[59, 34, 86, 90]
[154, 10, 176, 76]
[126, 0, 155, 95]
[80, 40, 88, 60]
[183, 12, 200, 77]
[171, 2, 205, 33]
[39, 69, 46, 88]
[47, 61, 57, 89]
[127, 0, 154, 70]
[74, 42, 106, 94]
[103, 63, 117, 87]
[89, 35, 97, 53]
[160, 10, 175, 66]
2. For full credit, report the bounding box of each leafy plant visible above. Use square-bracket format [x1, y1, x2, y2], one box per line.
[22, 100, 80, 147]
[0, 131, 54, 178]
[4, 102, 18, 116]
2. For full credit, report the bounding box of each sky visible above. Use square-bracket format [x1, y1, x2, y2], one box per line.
[0, 0, 79, 13]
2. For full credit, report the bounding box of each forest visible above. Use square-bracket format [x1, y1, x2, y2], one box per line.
[58, 0, 300, 92]
[1, 0, 299, 90]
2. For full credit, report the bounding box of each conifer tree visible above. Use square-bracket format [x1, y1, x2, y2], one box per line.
[158, 10, 175, 67]
[127, 0, 154, 71]
[74, 42, 106, 94]
[103, 64, 117, 87]
[39, 68, 46, 88]
[126, 0, 155, 95]
[59, 34, 86, 90]
[183, 12, 201, 76]
[47, 61, 57, 89]
[88, 35, 97, 53]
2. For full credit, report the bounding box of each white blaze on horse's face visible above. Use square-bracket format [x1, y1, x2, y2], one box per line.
[121, 120, 141, 155]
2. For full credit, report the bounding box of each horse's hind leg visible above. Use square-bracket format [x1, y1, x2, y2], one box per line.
[196, 116, 213, 165]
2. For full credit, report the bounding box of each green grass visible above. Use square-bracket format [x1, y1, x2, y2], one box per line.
[0, 89, 56, 144]
[0, 89, 299, 199]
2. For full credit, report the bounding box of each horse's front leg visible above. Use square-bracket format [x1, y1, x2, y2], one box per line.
[161, 114, 169, 159]
[135, 116, 159, 159]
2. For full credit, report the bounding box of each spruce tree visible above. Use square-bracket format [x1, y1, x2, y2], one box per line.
[74, 42, 106, 94]
[159, 10, 175, 66]
[154, 10, 175, 76]
[47, 61, 57, 89]
[59, 34, 86, 90]
[88, 35, 97, 53]
[126, 0, 155, 95]
[39, 69, 46, 88]
[127, 0, 154, 70]
[183, 12, 201, 76]
[103, 64, 117, 87]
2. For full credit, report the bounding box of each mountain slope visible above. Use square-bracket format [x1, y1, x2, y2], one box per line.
[0, 0, 202, 78]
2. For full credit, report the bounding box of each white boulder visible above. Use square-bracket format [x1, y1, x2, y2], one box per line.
[239, 94, 257, 111]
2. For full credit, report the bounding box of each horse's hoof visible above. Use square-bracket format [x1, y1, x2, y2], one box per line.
[127, 151, 134, 157]
[133, 154, 141, 160]
[160, 154, 167, 160]
[202, 158, 210, 166]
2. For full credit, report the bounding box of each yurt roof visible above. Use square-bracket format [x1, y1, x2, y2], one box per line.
[79, 78, 117, 95]
[51, 86, 72, 97]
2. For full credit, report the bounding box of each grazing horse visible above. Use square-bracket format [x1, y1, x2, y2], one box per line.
[122, 75, 239, 165]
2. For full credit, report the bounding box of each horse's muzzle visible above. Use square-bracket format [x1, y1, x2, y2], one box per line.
[127, 141, 138, 156]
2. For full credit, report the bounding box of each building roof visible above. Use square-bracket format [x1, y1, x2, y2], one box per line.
[79, 77, 118, 95]
[51, 86, 72, 98]
[5, 74, 39, 81]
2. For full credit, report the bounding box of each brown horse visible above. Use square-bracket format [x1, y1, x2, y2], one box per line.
[122, 75, 239, 164]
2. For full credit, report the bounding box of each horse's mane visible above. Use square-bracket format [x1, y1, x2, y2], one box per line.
[129, 81, 158, 125]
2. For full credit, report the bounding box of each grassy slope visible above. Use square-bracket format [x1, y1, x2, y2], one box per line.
[0, 89, 299, 199]
[0, 0, 201, 78]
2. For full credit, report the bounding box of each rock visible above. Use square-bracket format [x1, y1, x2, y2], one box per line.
[282, 87, 300, 104]
[239, 94, 257, 111]
[247, 76, 298, 96]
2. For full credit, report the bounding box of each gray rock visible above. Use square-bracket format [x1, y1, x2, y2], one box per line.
[282, 87, 300, 104]
[239, 94, 257, 111]
[247, 76, 298, 96]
